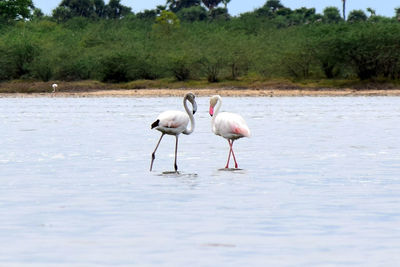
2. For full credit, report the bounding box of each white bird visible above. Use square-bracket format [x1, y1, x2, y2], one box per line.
[52, 83, 58, 93]
[209, 95, 250, 169]
[150, 92, 197, 172]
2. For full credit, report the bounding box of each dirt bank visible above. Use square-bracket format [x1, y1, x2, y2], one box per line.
[2, 88, 400, 97]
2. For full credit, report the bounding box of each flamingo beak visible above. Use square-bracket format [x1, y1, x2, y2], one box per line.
[209, 106, 214, 117]
[192, 101, 197, 115]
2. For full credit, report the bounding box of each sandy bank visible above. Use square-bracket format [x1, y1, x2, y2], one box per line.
[2, 88, 400, 98]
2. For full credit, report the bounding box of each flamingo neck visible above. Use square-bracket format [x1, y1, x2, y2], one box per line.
[211, 95, 222, 128]
[183, 96, 195, 135]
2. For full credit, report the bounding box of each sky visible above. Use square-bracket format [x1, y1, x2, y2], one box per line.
[33, 0, 399, 17]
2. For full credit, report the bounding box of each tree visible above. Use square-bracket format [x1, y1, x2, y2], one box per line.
[105, 0, 131, 19]
[156, 5, 166, 14]
[264, 0, 284, 13]
[0, 0, 34, 21]
[348, 10, 367, 23]
[276, 8, 291, 16]
[153, 10, 180, 35]
[166, 0, 201, 13]
[282, 7, 318, 25]
[136, 9, 157, 20]
[210, 7, 229, 20]
[53, 0, 131, 20]
[177, 6, 207, 22]
[52, 6, 72, 22]
[32, 8, 44, 19]
[254, 0, 284, 18]
[323, 7, 342, 23]
[366, 7, 375, 17]
[93, 0, 106, 17]
[342, 0, 346, 20]
[56, 0, 98, 18]
[202, 0, 222, 11]
[221, 0, 230, 9]
[396, 7, 400, 21]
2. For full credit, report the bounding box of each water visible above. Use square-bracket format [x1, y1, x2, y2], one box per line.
[0, 96, 400, 266]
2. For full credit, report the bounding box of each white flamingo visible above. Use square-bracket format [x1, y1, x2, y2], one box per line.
[150, 92, 197, 172]
[209, 95, 250, 169]
[52, 83, 58, 93]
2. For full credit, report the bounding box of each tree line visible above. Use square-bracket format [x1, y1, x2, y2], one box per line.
[3, 0, 400, 23]
[1, 0, 400, 83]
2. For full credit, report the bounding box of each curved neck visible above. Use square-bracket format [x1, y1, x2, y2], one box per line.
[211, 95, 222, 126]
[183, 96, 195, 135]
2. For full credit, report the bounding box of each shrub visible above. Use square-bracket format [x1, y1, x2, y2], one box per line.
[30, 57, 53, 81]
[198, 56, 226, 82]
[99, 53, 132, 83]
[177, 6, 208, 22]
[169, 55, 192, 81]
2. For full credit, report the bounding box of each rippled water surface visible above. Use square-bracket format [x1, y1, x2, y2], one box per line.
[1, 96, 400, 266]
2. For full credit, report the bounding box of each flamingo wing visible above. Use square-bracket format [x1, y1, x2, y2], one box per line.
[153, 110, 189, 135]
[214, 112, 250, 139]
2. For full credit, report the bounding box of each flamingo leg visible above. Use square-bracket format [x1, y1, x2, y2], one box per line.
[174, 135, 179, 172]
[225, 139, 232, 168]
[230, 140, 239, 169]
[150, 133, 165, 171]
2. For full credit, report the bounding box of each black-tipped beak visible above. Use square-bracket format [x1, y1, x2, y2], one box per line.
[192, 102, 197, 115]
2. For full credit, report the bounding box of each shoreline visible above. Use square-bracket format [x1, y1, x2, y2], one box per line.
[2, 88, 400, 97]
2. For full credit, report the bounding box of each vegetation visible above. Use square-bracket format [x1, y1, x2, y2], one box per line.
[1, 0, 400, 88]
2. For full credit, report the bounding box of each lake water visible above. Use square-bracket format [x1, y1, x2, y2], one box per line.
[0, 96, 400, 266]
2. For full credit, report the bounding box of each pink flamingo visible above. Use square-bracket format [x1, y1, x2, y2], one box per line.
[209, 95, 250, 169]
[150, 92, 197, 172]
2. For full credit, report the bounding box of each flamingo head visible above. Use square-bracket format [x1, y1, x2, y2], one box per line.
[185, 92, 197, 114]
[209, 95, 219, 117]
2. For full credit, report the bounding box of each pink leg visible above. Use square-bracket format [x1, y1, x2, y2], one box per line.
[225, 140, 232, 168]
[230, 140, 238, 169]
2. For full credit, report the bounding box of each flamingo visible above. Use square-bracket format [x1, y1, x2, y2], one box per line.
[150, 92, 197, 172]
[209, 95, 250, 169]
[52, 83, 58, 93]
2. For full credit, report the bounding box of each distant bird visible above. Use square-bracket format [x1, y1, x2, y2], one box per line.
[209, 95, 250, 169]
[52, 83, 58, 93]
[150, 92, 197, 172]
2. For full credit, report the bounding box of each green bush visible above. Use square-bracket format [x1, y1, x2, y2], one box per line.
[30, 57, 53, 81]
[99, 53, 133, 83]
[0, 11, 400, 83]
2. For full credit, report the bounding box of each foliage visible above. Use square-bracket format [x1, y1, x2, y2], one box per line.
[323, 7, 342, 23]
[201, 0, 222, 11]
[52, 0, 131, 21]
[347, 10, 367, 23]
[339, 23, 400, 79]
[166, 0, 201, 13]
[0, 0, 34, 22]
[366, 8, 376, 17]
[177, 6, 207, 22]
[221, 0, 230, 9]
[264, 0, 284, 13]
[1, 2, 400, 84]
[136, 9, 157, 20]
[169, 54, 193, 81]
[153, 10, 180, 35]
[210, 7, 229, 20]
[105, 0, 131, 19]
